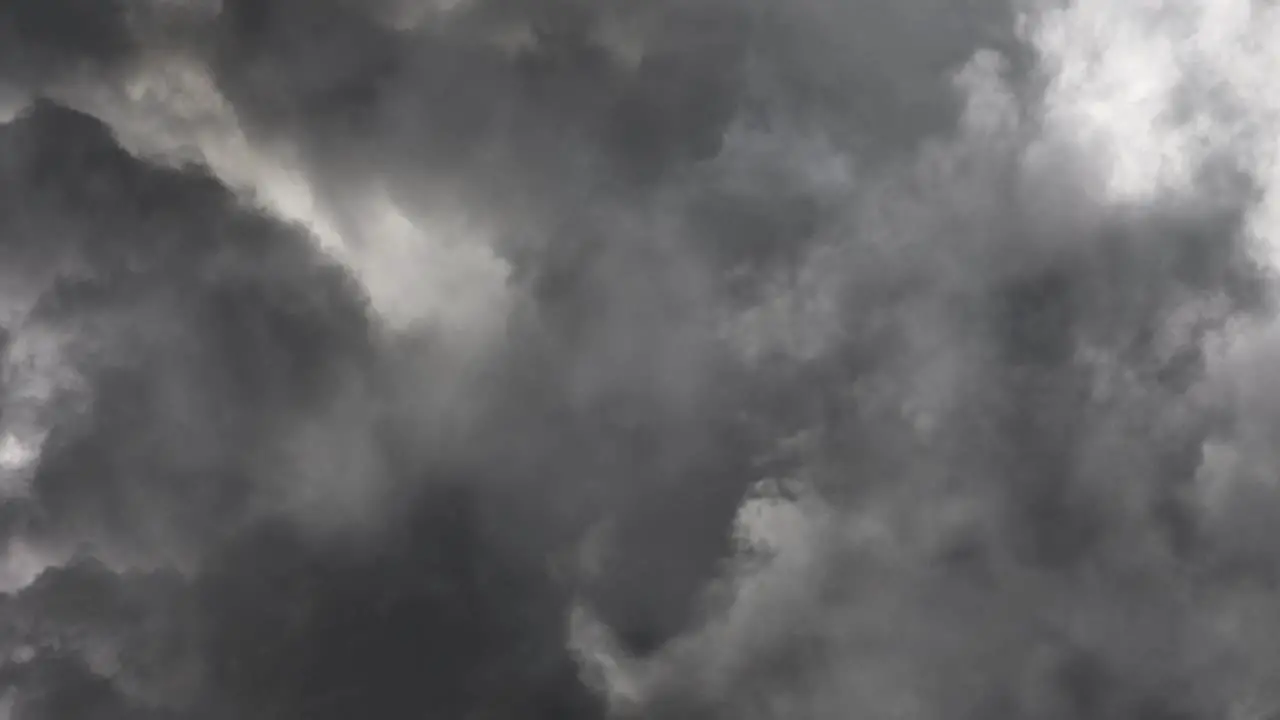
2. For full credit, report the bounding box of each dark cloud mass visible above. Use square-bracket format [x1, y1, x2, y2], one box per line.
[2, 1, 1280, 719]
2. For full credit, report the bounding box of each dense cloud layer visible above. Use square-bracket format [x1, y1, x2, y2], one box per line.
[3, 0, 1280, 718]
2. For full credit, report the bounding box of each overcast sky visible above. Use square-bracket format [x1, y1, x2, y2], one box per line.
[2, 1, 1280, 719]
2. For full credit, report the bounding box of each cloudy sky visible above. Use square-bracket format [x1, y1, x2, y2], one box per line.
[1, 0, 1280, 718]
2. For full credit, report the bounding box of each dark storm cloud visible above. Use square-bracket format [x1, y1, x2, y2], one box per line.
[0, 99, 608, 720]
[0, 0, 135, 80]
[4, 1, 1280, 720]
[177, 0, 811, 657]
[207, 0, 750, 177]
[0, 99, 374, 555]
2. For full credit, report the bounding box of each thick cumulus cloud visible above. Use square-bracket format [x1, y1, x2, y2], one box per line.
[2, 0, 1280, 719]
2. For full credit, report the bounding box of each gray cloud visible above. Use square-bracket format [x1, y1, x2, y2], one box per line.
[3, 1, 1280, 719]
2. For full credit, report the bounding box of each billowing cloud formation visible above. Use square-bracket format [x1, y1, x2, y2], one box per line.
[2, 1, 1280, 719]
